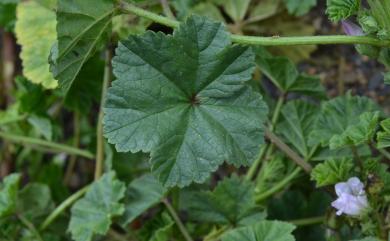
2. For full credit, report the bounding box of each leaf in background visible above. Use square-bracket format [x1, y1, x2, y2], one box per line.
[221, 220, 296, 241]
[0, 2, 17, 31]
[283, 0, 316, 16]
[27, 115, 53, 140]
[278, 100, 320, 159]
[255, 155, 286, 194]
[288, 74, 326, 99]
[182, 175, 264, 226]
[221, 0, 251, 22]
[121, 174, 167, 226]
[350, 238, 381, 241]
[326, 0, 360, 22]
[191, 3, 225, 22]
[311, 158, 353, 187]
[309, 93, 379, 147]
[15, 77, 47, 114]
[17, 183, 54, 221]
[104, 15, 268, 187]
[330, 111, 380, 149]
[255, 47, 298, 92]
[0, 173, 20, 218]
[69, 172, 126, 241]
[247, 0, 280, 23]
[64, 55, 104, 112]
[52, 0, 115, 93]
[15, 1, 57, 89]
[138, 212, 174, 241]
[377, 118, 390, 148]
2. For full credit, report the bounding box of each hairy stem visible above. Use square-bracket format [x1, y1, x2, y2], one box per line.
[255, 167, 301, 202]
[0, 131, 94, 159]
[162, 198, 194, 241]
[95, 48, 112, 180]
[119, 2, 390, 47]
[40, 185, 89, 230]
[264, 129, 313, 173]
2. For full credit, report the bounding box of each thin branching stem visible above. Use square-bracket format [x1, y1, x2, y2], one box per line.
[162, 198, 194, 241]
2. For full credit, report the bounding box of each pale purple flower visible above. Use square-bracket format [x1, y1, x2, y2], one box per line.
[342, 20, 364, 36]
[331, 177, 368, 216]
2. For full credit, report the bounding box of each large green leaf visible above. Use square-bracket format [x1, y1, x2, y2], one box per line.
[221, 221, 296, 241]
[181, 175, 264, 226]
[283, 0, 317, 16]
[278, 100, 320, 159]
[121, 174, 167, 226]
[0, 173, 20, 218]
[329, 111, 380, 149]
[104, 15, 268, 187]
[52, 0, 115, 93]
[309, 93, 379, 147]
[15, 1, 57, 89]
[311, 158, 353, 187]
[68, 172, 126, 241]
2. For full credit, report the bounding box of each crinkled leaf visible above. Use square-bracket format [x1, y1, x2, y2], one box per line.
[121, 174, 167, 226]
[0, 173, 20, 218]
[283, 0, 316, 16]
[52, 0, 114, 93]
[68, 172, 126, 241]
[181, 175, 263, 226]
[311, 158, 353, 187]
[104, 15, 268, 187]
[221, 220, 296, 241]
[326, 0, 360, 22]
[17, 183, 54, 220]
[278, 100, 321, 159]
[15, 1, 57, 89]
[309, 93, 379, 147]
[377, 118, 390, 148]
[330, 111, 380, 149]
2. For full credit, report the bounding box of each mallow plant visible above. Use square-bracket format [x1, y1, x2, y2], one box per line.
[1, 0, 390, 240]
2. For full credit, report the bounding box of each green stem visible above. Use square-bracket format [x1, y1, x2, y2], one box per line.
[288, 216, 325, 226]
[40, 185, 89, 230]
[255, 167, 301, 202]
[95, 48, 112, 180]
[162, 198, 194, 241]
[246, 95, 285, 180]
[119, 2, 390, 47]
[18, 214, 43, 241]
[0, 131, 94, 159]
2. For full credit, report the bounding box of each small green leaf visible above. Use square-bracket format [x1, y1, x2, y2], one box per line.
[27, 115, 53, 140]
[283, 0, 317, 16]
[15, 1, 57, 89]
[68, 172, 126, 241]
[278, 100, 321, 159]
[104, 15, 268, 187]
[182, 175, 263, 226]
[52, 0, 115, 93]
[311, 158, 353, 187]
[0, 173, 20, 218]
[288, 74, 326, 99]
[326, 0, 360, 22]
[309, 93, 379, 147]
[377, 118, 390, 148]
[330, 111, 380, 149]
[121, 174, 167, 226]
[221, 220, 296, 241]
